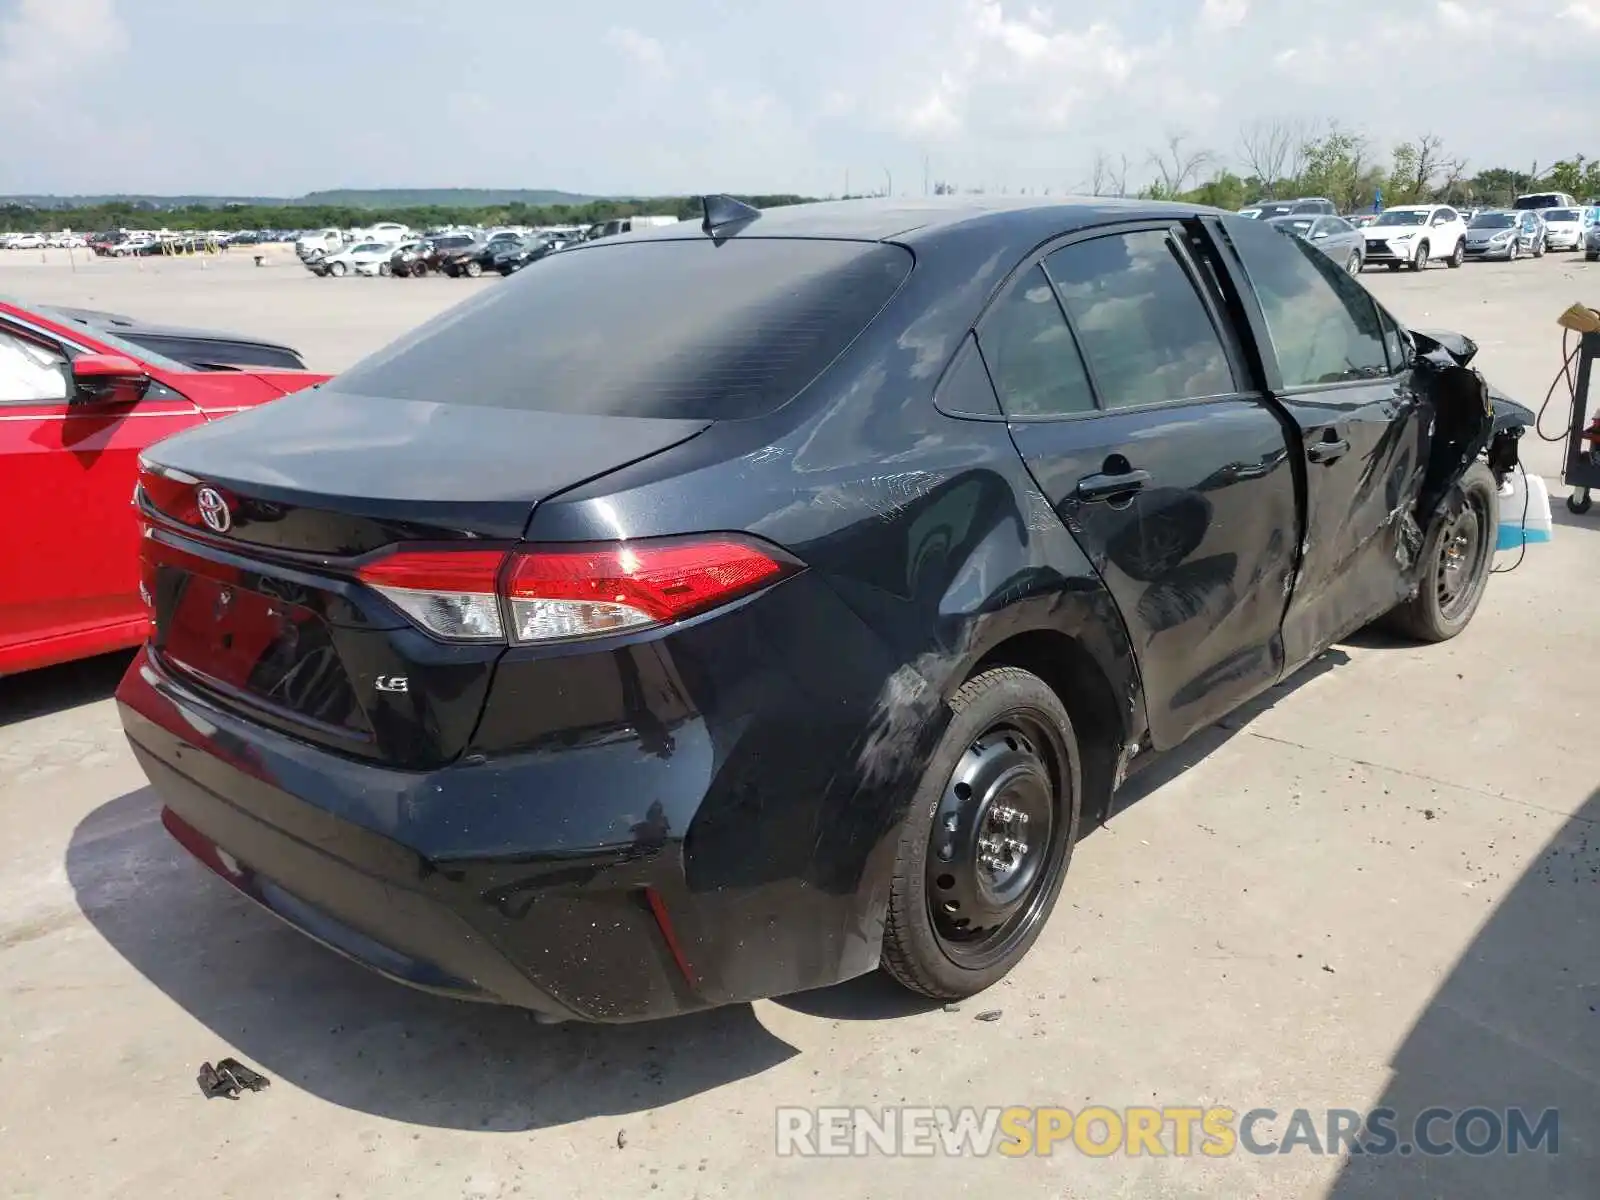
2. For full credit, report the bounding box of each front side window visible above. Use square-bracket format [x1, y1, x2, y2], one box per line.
[0, 327, 69, 403]
[979, 264, 1095, 418]
[1223, 217, 1389, 388]
[1044, 229, 1235, 409]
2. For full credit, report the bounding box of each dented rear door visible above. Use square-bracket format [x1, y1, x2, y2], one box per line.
[1217, 214, 1427, 669]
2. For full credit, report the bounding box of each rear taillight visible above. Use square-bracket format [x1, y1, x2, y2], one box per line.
[356, 549, 509, 642]
[355, 537, 793, 645]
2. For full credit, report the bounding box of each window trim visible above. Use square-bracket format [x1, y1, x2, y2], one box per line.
[975, 218, 1258, 423]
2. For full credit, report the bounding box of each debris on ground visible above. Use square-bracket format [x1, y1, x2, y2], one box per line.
[616, 1130, 628, 1149]
[942, 1002, 962, 1013]
[975, 1010, 1003, 1022]
[197, 1057, 271, 1099]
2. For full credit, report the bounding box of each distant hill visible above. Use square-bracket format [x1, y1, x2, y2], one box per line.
[1, 189, 603, 211]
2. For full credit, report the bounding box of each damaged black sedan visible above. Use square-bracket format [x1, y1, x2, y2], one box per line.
[117, 197, 1526, 1022]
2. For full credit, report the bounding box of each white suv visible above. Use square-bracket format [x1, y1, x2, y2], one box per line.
[1360, 204, 1468, 271]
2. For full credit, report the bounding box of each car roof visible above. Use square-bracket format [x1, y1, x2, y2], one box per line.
[576, 195, 1224, 248]
[39, 305, 300, 354]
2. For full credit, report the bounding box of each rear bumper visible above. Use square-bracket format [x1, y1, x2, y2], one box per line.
[117, 586, 912, 1020]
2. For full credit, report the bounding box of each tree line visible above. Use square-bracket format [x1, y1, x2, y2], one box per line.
[1129, 121, 1600, 213]
[0, 194, 818, 234]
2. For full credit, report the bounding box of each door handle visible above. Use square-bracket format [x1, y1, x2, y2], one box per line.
[1075, 469, 1151, 501]
[1307, 438, 1350, 465]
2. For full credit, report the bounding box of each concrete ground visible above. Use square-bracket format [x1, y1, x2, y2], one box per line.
[1, 248, 1596, 1199]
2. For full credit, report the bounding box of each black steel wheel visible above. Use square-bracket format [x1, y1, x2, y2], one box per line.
[882, 666, 1081, 999]
[1383, 462, 1498, 642]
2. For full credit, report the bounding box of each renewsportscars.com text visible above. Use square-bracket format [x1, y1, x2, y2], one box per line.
[775, 1105, 1560, 1158]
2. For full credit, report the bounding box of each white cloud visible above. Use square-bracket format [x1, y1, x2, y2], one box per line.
[604, 25, 671, 79]
[0, 0, 127, 94]
[1564, 0, 1600, 28]
[1201, 0, 1250, 29]
[882, 1, 1161, 140]
[1436, 0, 1497, 34]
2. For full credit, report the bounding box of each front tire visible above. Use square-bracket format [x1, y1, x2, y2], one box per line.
[328, 260, 347, 277]
[1446, 239, 1464, 268]
[1346, 250, 1362, 275]
[1408, 240, 1430, 271]
[464, 260, 483, 278]
[1383, 462, 1498, 642]
[881, 666, 1081, 1000]
[1509, 240, 1519, 261]
[378, 262, 391, 277]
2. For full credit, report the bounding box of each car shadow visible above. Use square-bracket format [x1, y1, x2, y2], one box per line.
[66, 786, 799, 1131]
[1325, 787, 1600, 1197]
[0, 650, 132, 728]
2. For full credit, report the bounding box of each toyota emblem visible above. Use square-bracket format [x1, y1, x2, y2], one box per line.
[196, 486, 232, 533]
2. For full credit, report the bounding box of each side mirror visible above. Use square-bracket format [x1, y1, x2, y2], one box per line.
[71, 353, 148, 405]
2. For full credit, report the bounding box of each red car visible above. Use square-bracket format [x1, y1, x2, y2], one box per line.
[0, 300, 329, 676]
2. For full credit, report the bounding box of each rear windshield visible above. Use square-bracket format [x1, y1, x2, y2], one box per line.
[335, 238, 913, 420]
[1544, 209, 1579, 222]
[1513, 195, 1560, 209]
[1470, 213, 1514, 228]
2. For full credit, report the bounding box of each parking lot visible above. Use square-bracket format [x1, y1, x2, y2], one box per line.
[1, 248, 1596, 1198]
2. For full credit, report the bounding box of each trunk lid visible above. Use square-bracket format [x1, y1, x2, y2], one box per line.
[138, 388, 709, 767]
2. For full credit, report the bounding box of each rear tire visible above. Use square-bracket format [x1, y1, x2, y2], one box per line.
[881, 666, 1081, 1001]
[1383, 462, 1498, 642]
[1570, 489, 1593, 514]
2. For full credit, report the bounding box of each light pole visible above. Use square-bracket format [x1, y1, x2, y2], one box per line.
[883, 166, 892, 198]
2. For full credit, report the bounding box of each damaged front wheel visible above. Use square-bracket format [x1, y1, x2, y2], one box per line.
[1383, 462, 1498, 642]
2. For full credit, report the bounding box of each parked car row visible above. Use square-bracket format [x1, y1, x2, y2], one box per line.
[0, 232, 87, 249]
[302, 229, 583, 278]
[1242, 195, 1600, 271]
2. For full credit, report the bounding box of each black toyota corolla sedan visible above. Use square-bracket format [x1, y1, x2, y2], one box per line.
[118, 196, 1529, 1023]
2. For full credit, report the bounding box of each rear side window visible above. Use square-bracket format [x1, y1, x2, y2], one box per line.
[1044, 229, 1235, 409]
[979, 265, 1095, 418]
[336, 239, 912, 420]
[1224, 217, 1388, 387]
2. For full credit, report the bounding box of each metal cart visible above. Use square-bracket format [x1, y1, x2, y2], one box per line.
[1565, 331, 1600, 515]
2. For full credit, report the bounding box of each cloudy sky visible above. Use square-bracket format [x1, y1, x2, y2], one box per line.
[2, 0, 1598, 197]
